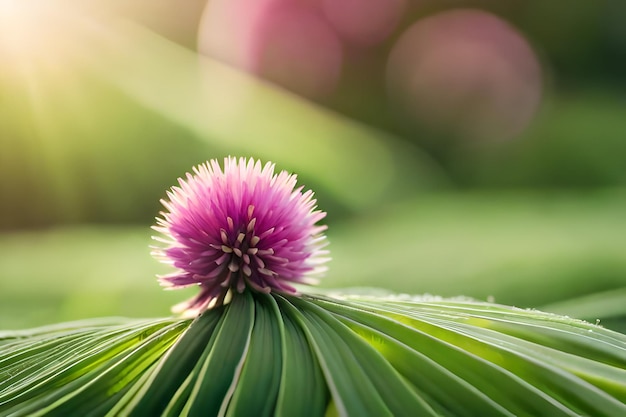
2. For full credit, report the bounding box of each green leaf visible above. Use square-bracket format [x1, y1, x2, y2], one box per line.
[1, 319, 186, 416]
[111, 311, 217, 416]
[226, 295, 282, 417]
[291, 296, 439, 417]
[181, 292, 255, 417]
[279, 296, 391, 416]
[274, 297, 328, 417]
[313, 297, 572, 416]
[1, 292, 625, 417]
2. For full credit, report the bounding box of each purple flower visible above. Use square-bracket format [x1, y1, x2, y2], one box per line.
[153, 157, 329, 315]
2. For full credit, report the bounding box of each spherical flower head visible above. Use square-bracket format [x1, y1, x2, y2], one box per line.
[153, 157, 329, 316]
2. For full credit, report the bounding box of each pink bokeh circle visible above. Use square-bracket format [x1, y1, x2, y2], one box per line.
[198, 0, 343, 99]
[321, 0, 407, 46]
[386, 9, 543, 141]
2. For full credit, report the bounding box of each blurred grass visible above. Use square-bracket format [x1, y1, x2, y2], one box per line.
[0, 227, 194, 329]
[329, 188, 626, 304]
[1, 190, 625, 330]
[450, 91, 626, 188]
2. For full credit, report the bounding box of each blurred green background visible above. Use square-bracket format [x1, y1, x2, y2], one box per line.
[1, 0, 625, 330]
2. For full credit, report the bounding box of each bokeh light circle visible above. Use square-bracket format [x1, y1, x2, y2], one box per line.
[321, 0, 407, 46]
[198, 0, 343, 99]
[386, 9, 543, 141]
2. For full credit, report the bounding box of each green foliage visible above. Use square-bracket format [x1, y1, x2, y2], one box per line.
[2, 293, 625, 416]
